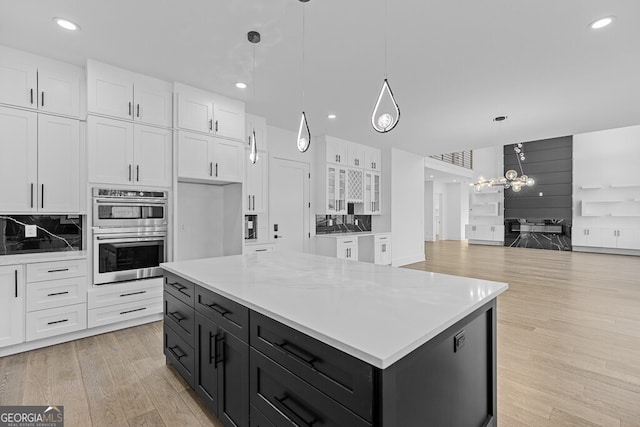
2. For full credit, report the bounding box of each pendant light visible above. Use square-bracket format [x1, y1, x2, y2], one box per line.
[247, 30, 261, 164]
[296, 0, 311, 153]
[371, 0, 400, 133]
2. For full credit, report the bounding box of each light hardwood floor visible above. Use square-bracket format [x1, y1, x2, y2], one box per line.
[1, 241, 638, 426]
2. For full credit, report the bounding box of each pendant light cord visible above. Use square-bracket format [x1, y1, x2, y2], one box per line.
[302, 4, 306, 104]
[384, 0, 388, 78]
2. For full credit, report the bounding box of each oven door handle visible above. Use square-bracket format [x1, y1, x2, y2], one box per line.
[95, 235, 166, 242]
[95, 199, 167, 205]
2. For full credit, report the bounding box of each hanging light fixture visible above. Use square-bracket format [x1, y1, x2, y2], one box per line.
[473, 143, 535, 192]
[247, 30, 261, 164]
[296, 0, 311, 153]
[371, 0, 400, 133]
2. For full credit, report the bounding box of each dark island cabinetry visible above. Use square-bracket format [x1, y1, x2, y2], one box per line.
[164, 272, 497, 427]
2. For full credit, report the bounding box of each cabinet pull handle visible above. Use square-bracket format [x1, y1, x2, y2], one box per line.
[273, 341, 318, 370]
[30, 88, 34, 104]
[215, 120, 218, 132]
[252, 195, 255, 210]
[274, 394, 319, 427]
[255, 249, 267, 252]
[248, 195, 251, 210]
[205, 302, 230, 318]
[209, 332, 217, 363]
[120, 307, 146, 315]
[214, 334, 225, 367]
[47, 319, 69, 326]
[168, 345, 186, 360]
[169, 311, 185, 322]
[47, 291, 69, 297]
[47, 268, 69, 273]
[120, 290, 147, 297]
[30, 183, 34, 208]
[209, 119, 213, 131]
[41, 184, 44, 209]
[136, 165, 140, 182]
[215, 163, 218, 177]
[210, 162, 213, 176]
[136, 104, 140, 117]
[14, 270, 18, 298]
[128, 102, 132, 116]
[167, 281, 190, 296]
[41, 91, 45, 107]
[129, 164, 132, 181]
[343, 240, 353, 243]
[335, 154, 338, 162]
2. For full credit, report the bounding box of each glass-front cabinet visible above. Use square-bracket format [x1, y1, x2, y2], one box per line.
[364, 171, 381, 214]
[326, 165, 347, 214]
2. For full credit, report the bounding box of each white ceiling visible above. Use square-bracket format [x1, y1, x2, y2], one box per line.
[1, 0, 639, 156]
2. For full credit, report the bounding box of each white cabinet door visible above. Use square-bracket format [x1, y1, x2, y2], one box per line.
[365, 148, 381, 171]
[337, 239, 358, 261]
[601, 228, 618, 249]
[0, 107, 38, 212]
[0, 265, 25, 348]
[572, 227, 587, 246]
[133, 77, 173, 127]
[326, 138, 347, 164]
[347, 143, 365, 168]
[88, 116, 135, 185]
[37, 64, 82, 117]
[87, 61, 134, 120]
[246, 113, 267, 151]
[212, 138, 243, 182]
[246, 150, 268, 213]
[177, 87, 213, 134]
[0, 56, 37, 109]
[178, 131, 212, 180]
[37, 115, 80, 212]
[327, 166, 347, 214]
[134, 125, 172, 187]
[213, 97, 245, 141]
[365, 172, 381, 214]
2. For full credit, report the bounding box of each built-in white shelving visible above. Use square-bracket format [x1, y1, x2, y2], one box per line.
[580, 185, 604, 190]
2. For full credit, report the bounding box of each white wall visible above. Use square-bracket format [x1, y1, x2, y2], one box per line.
[469, 146, 505, 228]
[424, 181, 435, 241]
[444, 183, 469, 240]
[390, 148, 425, 266]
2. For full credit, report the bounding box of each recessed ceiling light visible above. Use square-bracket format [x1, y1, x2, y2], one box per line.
[327, 114, 336, 119]
[53, 17, 80, 31]
[235, 82, 247, 89]
[453, 180, 457, 183]
[590, 16, 614, 30]
[429, 175, 434, 178]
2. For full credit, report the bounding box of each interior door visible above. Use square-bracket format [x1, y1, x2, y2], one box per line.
[270, 158, 310, 253]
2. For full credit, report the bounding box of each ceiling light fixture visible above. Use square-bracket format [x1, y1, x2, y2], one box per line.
[327, 114, 336, 119]
[295, 0, 311, 153]
[590, 16, 614, 30]
[53, 17, 80, 31]
[371, 0, 400, 133]
[235, 82, 247, 89]
[247, 30, 261, 164]
[473, 143, 535, 192]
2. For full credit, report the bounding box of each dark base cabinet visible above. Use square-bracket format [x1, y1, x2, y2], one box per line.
[163, 273, 498, 427]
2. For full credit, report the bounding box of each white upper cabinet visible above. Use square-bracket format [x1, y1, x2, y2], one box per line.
[175, 83, 245, 141]
[0, 107, 38, 212]
[325, 137, 347, 165]
[87, 60, 172, 128]
[0, 106, 80, 213]
[88, 116, 171, 187]
[364, 147, 381, 171]
[37, 115, 80, 212]
[347, 143, 365, 168]
[245, 113, 267, 151]
[178, 130, 244, 183]
[0, 45, 82, 118]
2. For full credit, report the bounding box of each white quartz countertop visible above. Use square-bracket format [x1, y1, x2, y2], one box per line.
[0, 250, 88, 266]
[161, 252, 507, 369]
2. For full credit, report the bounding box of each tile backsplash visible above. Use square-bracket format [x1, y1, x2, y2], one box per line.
[0, 215, 83, 255]
[316, 215, 371, 234]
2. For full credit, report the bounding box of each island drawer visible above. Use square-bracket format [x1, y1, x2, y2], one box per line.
[250, 348, 372, 427]
[164, 322, 195, 388]
[196, 286, 249, 343]
[250, 405, 276, 427]
[164, 292, 195, 346]
[164, 272, 195, 306]
[250, 311, 374, 422]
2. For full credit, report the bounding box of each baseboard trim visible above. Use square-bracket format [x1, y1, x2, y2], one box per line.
[468, 240, 504, 246]
[572, 246, 640, 256]
[0, 313, 163, 357]
[394, 253, 426, 267]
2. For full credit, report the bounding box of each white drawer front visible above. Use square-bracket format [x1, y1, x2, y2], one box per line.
[88, 297, 162, 328]
[26, 276, 88, 312]
[27, 259, 87, 283]
[245, 243, 275, 253]
[26, 303, 87, 342]
[87, 277, 163, 309]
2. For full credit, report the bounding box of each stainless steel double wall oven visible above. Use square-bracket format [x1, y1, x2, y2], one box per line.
[92, 188, 168, 285]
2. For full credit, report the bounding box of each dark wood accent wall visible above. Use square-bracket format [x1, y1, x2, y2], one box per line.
[504, 136, 573, 220]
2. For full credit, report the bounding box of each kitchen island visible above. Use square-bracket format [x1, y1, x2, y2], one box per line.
[161, 252, 508, 427]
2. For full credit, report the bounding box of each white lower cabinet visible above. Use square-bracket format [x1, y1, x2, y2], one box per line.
[359, 234, 392, 265]
[466, 224, 504, 244]
[0, 265, 25, 348]
[573, 227, 640, 250]
[26, 303, 87, 342]
[244, 243, 276, 254]
[87, 277, 163, 328]
[26, 276, 87, 312]
[337, 238, 358, 261]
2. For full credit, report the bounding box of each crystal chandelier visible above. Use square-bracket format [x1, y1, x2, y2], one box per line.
[473, 143, 535, 192]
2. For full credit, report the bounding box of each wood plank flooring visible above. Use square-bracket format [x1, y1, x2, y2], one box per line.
[406, 241, 640, 427]
[0, 241, 638, 426]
